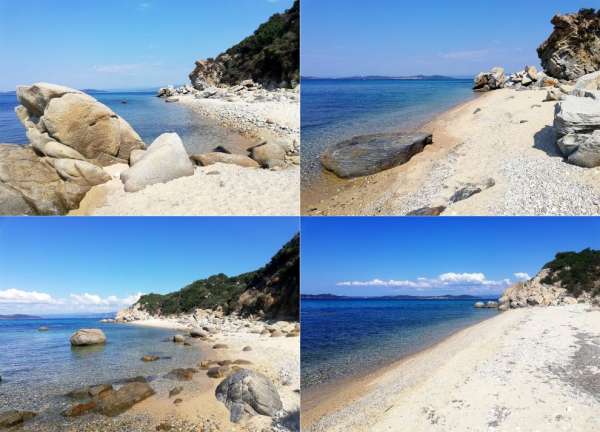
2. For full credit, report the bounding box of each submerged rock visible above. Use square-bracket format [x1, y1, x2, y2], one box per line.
[215, 369, 283, 423]
[0, 410, 37, 427]
[95, 382, 155, 417]
[537, 9, 600, 81]
[70, 328, 106, 346]
[321, 132, 433, 178]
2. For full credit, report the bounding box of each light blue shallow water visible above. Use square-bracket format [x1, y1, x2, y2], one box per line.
[301, 299, 498, 390]
[300, 79, 475, 187]
[0, 316, 205, 415]
[0, 90, 252, 154]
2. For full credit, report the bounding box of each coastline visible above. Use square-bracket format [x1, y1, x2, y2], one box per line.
[300, 91, 483, 215]
[304, 304, 600, 432]
[302, 87, 600, 216]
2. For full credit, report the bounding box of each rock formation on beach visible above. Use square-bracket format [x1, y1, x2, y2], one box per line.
[321, 132, 433, 178]
[498, 248, 600, 310]
[0, 83, 145, 215]
[189, 0, 299, 90]
[117, 234, 299, 322]
[538, 8, 600, 81]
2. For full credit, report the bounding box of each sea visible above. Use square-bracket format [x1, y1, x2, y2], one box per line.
[0, 90, 253, 155]
[300, 78, 475, 188]
[301, 298, 498, 391]
[0, 316, 205, 420]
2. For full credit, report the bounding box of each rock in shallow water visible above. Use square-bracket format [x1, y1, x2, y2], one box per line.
[70, 328, 106, 346]
[215, 369, 283, 423]
[321, 132, 433, 178]
[95, 382, 155, 417]
[0, 410, 36, 427]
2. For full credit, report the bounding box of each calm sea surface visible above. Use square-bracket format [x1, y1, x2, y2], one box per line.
[0, 316, 205, 418]
[0, 90, 252, 154]
[301, 299, 498, 390]
[300, 79, 475, 188]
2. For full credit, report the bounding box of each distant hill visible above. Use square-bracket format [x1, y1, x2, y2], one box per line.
[301, 294, 487, 300]
[190, 0, 299, 89]
[136, 234, 299, 320]
[0, 314, 42, 320]
[301, 75, 466, 81]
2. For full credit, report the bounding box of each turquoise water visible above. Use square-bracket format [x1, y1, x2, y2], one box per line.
[0, 90, 252, 154]
[0, 316, 205, 417]
[301, 299, 498, 390]
[300, 79, 475, 187]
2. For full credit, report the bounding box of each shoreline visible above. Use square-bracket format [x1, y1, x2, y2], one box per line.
[304, 304, 600, 432]
[300, 91, 483, 214]
[301, 308, 501, 429]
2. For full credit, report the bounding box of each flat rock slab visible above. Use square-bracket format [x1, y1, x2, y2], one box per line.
[321, 132, 433, 178]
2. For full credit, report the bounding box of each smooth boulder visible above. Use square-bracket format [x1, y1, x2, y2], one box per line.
[215, 369, 283, 423]
[250, 142, 286, 168]
[559, 130, 600, 168]
[321, 132, 433, 178]
[120, 133, 194, 192]
[190, 152, 260, 168]
[70, 328, 106, 346]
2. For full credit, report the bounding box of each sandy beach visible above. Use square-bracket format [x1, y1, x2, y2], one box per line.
[124, 314, 300, 432]
[303, 88, 600, 216]
[303, 303, 600, 432]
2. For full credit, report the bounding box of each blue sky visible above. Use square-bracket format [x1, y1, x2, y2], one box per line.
[0, 0, 294, 91]
[0, 217, 298, 315]
[302, 0, 592, 77]
[301, 217, 600, 297]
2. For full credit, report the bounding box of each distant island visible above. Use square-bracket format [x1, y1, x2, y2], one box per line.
[0, 314, 42, 320]
[301, 293, 492, 300]
[301, 75, 468, 81]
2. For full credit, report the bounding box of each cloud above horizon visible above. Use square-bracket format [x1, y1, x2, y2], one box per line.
[336, 271, 524, 294]
[0, 288, 142, 314]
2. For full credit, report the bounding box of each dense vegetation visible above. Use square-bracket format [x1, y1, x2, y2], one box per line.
[190, 0, 299, 88]
[541, 248, 600, 297]
[137, 234, 299, 319]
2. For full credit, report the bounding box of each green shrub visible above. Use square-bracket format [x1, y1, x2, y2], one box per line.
[541, 248, 600, 297]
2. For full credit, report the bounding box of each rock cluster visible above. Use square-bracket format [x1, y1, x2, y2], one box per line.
[473, 66, 560, 92]
[0, 83, 146, 215]
[554, 72, 600, 167]
[537, 9, 600, 81]
[473, 67, 506, 92]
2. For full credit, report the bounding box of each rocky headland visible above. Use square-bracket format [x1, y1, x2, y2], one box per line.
[307, 8, 600, 216]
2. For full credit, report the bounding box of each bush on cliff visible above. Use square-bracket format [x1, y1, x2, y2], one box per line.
[541, 248, 600, 297]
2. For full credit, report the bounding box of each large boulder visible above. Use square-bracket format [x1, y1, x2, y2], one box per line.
[558, 130, 600, 167]
[15, 83, 145, 166]
[215, 369, 283, 423]
[95, 382, 155, 416]
[321, 132, 433, 178]
[575, 71, 600, 91]
[120, 133, 194, 192]
[0, 144, 89, 215]
[250, 142, 286, 168]
[554, 96, 600, 137]
[70, 329, 107, 346]
[498, 269, 570, 309]
[537, 9, 600, 81]
[473, 67, 506, 91]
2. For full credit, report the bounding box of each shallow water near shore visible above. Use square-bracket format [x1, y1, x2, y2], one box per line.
[0, 316, 207, 424]
[0, 90, 254, 154]
[300, 79, 475, 192]
[301, 299, 498, 391]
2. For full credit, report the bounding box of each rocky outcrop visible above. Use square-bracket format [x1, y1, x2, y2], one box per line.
[70, 329, 106, 346]
[498, 269, 572, 309]
[537, 9, 600, 81]
[320, 132, 433, 178]
[473, 67, 506, 91]
[120, 133, 194, 192]
[189, 1, 299, 90]
[554, 95, 600, 167]
[115, 303, 151, 322]
[215, 369, 283, 423]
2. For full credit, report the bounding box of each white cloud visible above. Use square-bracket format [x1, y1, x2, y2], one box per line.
[70, 292, 143, 307]
[138, 2, 151, 9]
[514, 272, 531, 281]
[0, 288, 58, 304]
[337, 272, 515, 292]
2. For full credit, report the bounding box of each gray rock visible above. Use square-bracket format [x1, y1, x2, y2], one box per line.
[165, 97, 179, 103]
[215, 369, 283, 423]
[321, 132, 433, 178]
[70, 328, 106, 346]
[473, 67, 505, 91]
[575, 71, 600, 91]
[120, 133, 194, 192]
[554, 96, 600, 137]
[565, 130, 600, 168]
[189, 328, 209, 338]
[173, 334, 185, 343]
[190, 152, 260, 168]
[449, 178, 495, 204]
[486, 301, 499, 308]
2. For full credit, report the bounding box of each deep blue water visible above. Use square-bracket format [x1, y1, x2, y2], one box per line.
[0, 90, 252, 154]
[300, 79, 475, 187]
[0, 316, 205, 414]
[301, 299, 498, 390]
